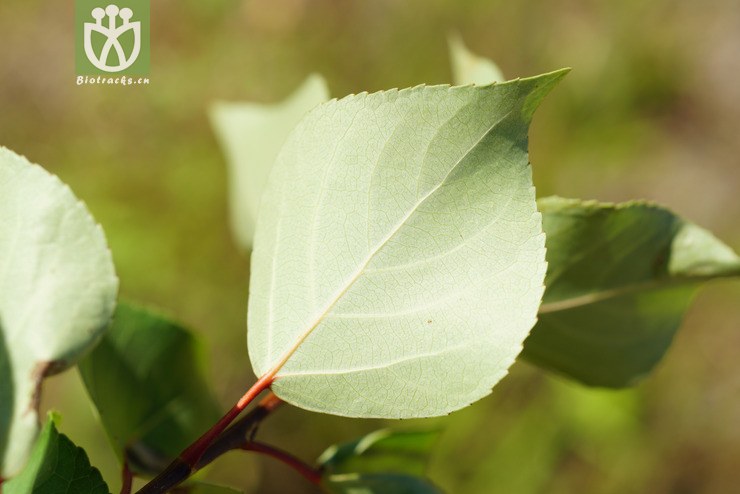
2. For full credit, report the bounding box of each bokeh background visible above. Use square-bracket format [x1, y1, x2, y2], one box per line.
[2, 0, 739, 492]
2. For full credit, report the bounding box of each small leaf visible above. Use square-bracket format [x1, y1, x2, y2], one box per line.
[0, 147, 118, 477]
[248, 71, 568, 418]
[522, 197, 740, 387]
[448, 34, 505, 86]
[319, 429, 439, 476]
[211, 74, 331, 248]
[78, 303, 222, 475]
[323, 473, 443, 494]
[4, 414, 110, 494]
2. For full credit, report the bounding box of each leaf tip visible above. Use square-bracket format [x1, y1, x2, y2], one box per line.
[520, 67, 570, 119]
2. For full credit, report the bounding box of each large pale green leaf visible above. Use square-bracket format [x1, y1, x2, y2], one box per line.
[0, 147, 118, 477]
[211, 74, 330, 249]
[78, 303, 222, 475]
[248, 71, 568, 418]
[318, 429, 439, 476]
[324, 473, 443, 494]
[522, 197, 740, 387]
[4, 414, 110, 494]
[448, 34, 505, 86]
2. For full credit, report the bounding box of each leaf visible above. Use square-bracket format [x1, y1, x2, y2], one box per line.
[248, 71, 568, 418]
[176, 483, 243, 494]
[0, 147, 118, 478]
[211, 74, 331, 249]
[323, 473, 443, 494]
[448, 34, 505, 86]
[78, 303, 222, 475]
[521, 197, 740, 387]
[4, 414, 110, 494]
[318, 429, 439, 476]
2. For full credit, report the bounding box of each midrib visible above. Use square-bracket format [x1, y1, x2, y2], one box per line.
[262, 108, 514, 381]
[538, 269, 740, 314]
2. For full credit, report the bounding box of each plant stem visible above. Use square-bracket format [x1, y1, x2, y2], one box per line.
[196, 392, 283, 470]
[120, 461, 133, 494]
[242, 441, 322, 486]
[136, 374, 274, 494]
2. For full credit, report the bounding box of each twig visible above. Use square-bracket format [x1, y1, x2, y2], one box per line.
[196, 392, 283, 470]
[136, 376, 274, 494]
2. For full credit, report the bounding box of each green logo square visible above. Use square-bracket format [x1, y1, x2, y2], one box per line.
[75, 0, 149, 76]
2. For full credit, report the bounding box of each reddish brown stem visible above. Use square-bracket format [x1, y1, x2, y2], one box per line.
[243, 441, 322, 486]
[196, 392, 283, 470]
[136, 374, 274, 494]
[120, 461, 133, 494]
[181, 374, 274, 466]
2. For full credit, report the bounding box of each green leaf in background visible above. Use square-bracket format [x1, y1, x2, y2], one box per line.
[248, 71, 568, 418]
[0, 147, 118, 478]
[318, 429, 439, 476]
[176, 482, 243, 493]
[4, 414, 110, 494]
[324, 473, 443, 494]
[521, 196, 740, 387]
[78, 303, 222, 475]
[210, 74, 330, 249]
[448, 34, 505, 86]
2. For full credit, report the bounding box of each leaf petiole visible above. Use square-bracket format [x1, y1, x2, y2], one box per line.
[120, 461, 133, 494]
[242, 441, 322, 486]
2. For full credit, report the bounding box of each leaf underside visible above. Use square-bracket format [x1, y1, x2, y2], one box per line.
[248, 71, 567, 418]
[0, 147, 118, 477]
[522, 197, 740, 387]
[211, 74, 330, 249]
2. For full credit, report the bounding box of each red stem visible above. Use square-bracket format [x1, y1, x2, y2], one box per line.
[243, 441, 322, 486]
[195, 392, 283, 470]
[136, 374, 274, 493]
[120, 461, 133, 494]
[180, 373, 274, 466]
[256, 392, 283, 414]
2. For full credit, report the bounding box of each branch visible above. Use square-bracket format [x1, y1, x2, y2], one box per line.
[196, 392, 282, 469]
[200, 394, 321, 487]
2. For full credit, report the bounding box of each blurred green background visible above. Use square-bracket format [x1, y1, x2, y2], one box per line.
[2, 0, 740, 492]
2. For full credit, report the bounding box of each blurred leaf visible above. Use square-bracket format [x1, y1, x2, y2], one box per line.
[448, 34, 505, 86]
[324, 473, 443, 494]
[522, 196, 740, 387]
[249, 72, 568, 418]
[318, 429, 440, 476]
[176, 482, 243, 493]
[4, 414, 110, 494]
[210, 74, 330, 249]
[0, 147, 118, 478]
[78, 303, 221, 475]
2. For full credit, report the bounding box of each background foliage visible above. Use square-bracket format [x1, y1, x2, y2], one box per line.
[1, 0, 739, 492]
